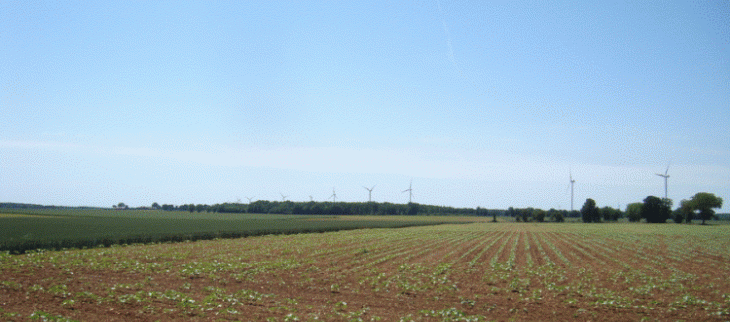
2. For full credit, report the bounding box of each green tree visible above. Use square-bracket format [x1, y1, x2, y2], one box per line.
[512, 208, 530, 222]
[548, 208, 565, 222]
[506, 207, 515, 218]
[533, 209, 546, 222]
[151, 202, 160, 210]
[662, 198, 673, 212]
[671, 208, 684, 223]
[600, 206, 620, 222]
[522, 208, 533, 222]
[626, 203, 642, 222]
[581, 199, 599, 223]
[689, 192, 723, 225]
[678, 199, 695, 223]
[641, 196, 671, 223]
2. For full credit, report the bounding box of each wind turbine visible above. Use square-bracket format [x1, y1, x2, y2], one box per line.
[309, 195, 314, 202]
[363, 185, 375, 202]
[245, 197, 255, 204]
[330, 188, 337, 203]
[280, 193, 288, 202]
[402, 180, 413, 204]
[656, 164, 670, 200]
[569, 172, 576, 212]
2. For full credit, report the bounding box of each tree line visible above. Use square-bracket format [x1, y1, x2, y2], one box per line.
[139, 191, 725, 224]
[151, 201, 506, 217]
[501, 192, 723, 225]
[0, 203, 101, 210]
[4, 192, 722, 224]
[577, 192, 722, 224]
[622, 192, 723, 225]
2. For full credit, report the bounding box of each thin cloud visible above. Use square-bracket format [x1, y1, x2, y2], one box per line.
[435, 0, 461, 74]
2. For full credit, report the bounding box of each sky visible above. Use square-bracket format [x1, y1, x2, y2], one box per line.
[1, 0, 728, 212]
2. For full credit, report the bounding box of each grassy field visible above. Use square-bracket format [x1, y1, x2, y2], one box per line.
[0, 221, 729, 321]
[0, 208, 485, 253]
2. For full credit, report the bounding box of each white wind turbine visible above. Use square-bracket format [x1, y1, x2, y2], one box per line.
[402, 180, 413, 204]
[245, 197, 255, 204]
[569, 172, 576, 212]
[363, 185, 376, 202]
[656, 164, 670, 200]
[330, 188, 337, 203]
[280, 193, 288, 202]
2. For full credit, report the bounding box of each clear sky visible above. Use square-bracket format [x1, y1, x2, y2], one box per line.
[2, 1, 728, 212]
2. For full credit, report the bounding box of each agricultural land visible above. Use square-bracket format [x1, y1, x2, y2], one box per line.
[0, 208, 479, 254]
[1, 221, 729, 321]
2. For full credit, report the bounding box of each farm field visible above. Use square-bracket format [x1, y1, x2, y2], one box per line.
[1, 223, 730, 321]
[0, 208, 483, 253]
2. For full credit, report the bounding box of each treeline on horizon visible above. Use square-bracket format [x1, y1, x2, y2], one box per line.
[0, 203, 103, 210]
[2, 198, 727, 222]
[0, 201, 589, 220]
[2, 201, 503, 216]
[158, 201, 506, 217]
[1, 201, 581, 220]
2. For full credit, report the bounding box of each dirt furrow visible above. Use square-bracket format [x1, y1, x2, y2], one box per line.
[537, 232, 572, 267]
[464, 231, 509, 268]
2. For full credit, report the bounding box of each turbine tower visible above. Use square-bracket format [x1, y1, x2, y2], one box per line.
[280, 193, 288, 202]
[402, 180, 413, 204]
[656, 164, 670, 200]
[570, 173, 576, 212]
[330, 188, 337, 203]
[363, 185, 375, 202]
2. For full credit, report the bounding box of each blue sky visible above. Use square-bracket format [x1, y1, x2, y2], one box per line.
[2, 0, 728, 212]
